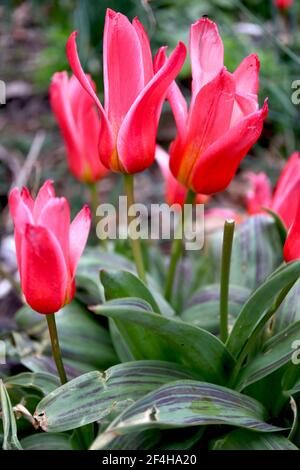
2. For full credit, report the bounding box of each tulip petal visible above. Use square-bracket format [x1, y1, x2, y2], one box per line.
[9, 188, 34, 279]
[69, 205, 91, 276]
[66, 31, 114, 168]
[39, 197, 70, 266]
[190, 100, 268, 194]
[284, 197, 300, 262]
[189, 18, 224, 94]
[171, 69, 235, 186]
[103, 9, 145, 129]
[79, 104, 108, 182]
[33, 180, 55, 222]
[234, 54, 260, 97]
[154, 46, 188, 140]
[132, 17, 153, 85]
[156, 146, 187, 206]
[117, 41, 186, 173]
[50, 72, 85, 180]
[21, 187, 34, 212]
[21, 224, 68, 314]
[9, 188, 34, 232]
[272, 152, 300, 228]
[246, 172, 273, 215]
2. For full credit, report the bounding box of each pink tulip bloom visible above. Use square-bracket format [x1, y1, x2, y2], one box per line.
[246, 152, 300, 229]
[9, 180, 91, 314]
[162, 18, 267, 195]
[156, 146, 209, 206]
[284, 196, 300, 261]
[50, 72, 108, 183]
[66, 9, 186, 174]
[275, 0, 293, 9]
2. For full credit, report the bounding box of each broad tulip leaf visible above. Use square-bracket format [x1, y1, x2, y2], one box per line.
[34, 361, 196, 433]
[5, 372, 60, 396]
[212, 429, 298, 450]
[100, 269, 174, 317]
[275, 278, 300, 333]
[94, 300, 235, 384]
[181, 284, 250, 333]
[0, 380, 22, 450]
[91, 430, 161, 450]
[235, 321, 300, 391]
[227, 260, 300, 359]
[76, 248, 133, 302]
[20, 433, 72, 450]
[92, 427, 204, 451]
[100, 269, 160, 313]
[95, 380, 283, 446]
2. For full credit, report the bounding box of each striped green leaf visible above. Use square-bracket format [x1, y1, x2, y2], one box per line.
[227, 261, 300, 359]
[5, 372, 60, 396]
[34, 361, 196, 433]
[212, 429, 298, 450]
[93, 430, 161, 450]
[20, 433, 72, 450]
[235, 321, 300, 391]
[275, 279, 300, 333]
[0, 380, 22, 450]
[100, 269, 161, 313]
[94, 380, 283, 447]
[181, 284, 250, 333]
[94, 300, 235, 384]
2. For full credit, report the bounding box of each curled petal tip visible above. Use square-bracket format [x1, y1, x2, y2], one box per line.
[262, 98, 269, 117]
[82, 204, 92, 219]
[106, 8, 118, 18]
[249, 53, 260, 68]
[192, 16, 216, 28]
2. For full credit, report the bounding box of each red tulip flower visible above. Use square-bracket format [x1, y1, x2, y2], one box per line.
[246, 152, 300, 228]
[156, 146, 209, 207]
[284, 195, 300, 262]
[275, 0, 293, 9]
[50, 72, 108, 184]
[66, 9, 186, 174]
[163, 18, 268, 195]
[9, 180, 91, 314]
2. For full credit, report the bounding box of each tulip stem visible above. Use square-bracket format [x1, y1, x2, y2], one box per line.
[46, 314, 68, 385]
[88, 182, 107, 249]
[124, 174, 146, 283]
[220, 219, 235, 343]
[164, 190, 196, 303]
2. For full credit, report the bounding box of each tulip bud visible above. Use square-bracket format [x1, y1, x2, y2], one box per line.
[9, 180, 91, 314]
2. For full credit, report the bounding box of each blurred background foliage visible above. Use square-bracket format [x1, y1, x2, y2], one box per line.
[0, 0, 300, 213]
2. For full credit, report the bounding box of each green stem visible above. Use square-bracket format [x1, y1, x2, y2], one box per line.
[124, 174, 146, 283]
[46, 314, 68, 385]
[88, 182, 107, 249]
[220, 220, 235, 343]
[164, 189, 196, 302]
